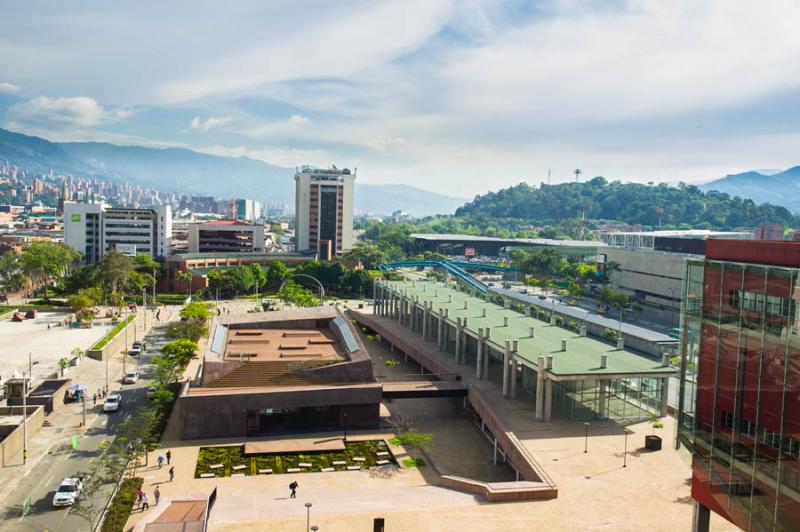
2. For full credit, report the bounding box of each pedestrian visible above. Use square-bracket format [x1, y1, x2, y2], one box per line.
[166, 450, 171, 465]
[47, 323, 51, 331]
[157, 454, 164, 468]
[289, 480, 298, 498]
[137, 488, 144, 509]
[141, 493, 150, 511]
[93, 393, 97, 406]
[127, 442, 134, 454]
[154, 486, 160, 506]
[169, 466, 174, 482]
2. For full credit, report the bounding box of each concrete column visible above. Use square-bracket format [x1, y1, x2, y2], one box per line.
[598, 380, 607, 420]
[410, 302, 417, 332]
[535, 356, 545, 421]
[544, 378, 553, 422]
[660, 377, 669, 417]
[482, 329, 490, 379]
[372, 279, 378, 314]
[436, 307, 444, 351]
[510, 358, 518, 399]
[476, 327, 484, 378]
[455, 318, 462, 362]
[502, 341, 511, 398]
[421, 304, 428, 341]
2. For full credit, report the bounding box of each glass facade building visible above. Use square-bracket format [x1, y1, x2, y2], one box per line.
[677, 240, 800, 531]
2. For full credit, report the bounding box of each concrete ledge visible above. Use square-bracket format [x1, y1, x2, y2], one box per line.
[440, 475, 557, 502]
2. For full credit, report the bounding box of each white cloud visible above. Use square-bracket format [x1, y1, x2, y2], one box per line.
[5, 96, 134, 132]
[189, 115, 233, 132]
[0, 82, 20, 93]
[198, 144, 330, 168]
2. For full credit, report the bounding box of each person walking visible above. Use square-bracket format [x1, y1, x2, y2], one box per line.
[154, 486, 161, 506]
[169, 466, 175, 482]
[141, 493, 150, 511]
[157, 454, 165, 468]
[93, 393, 97, 406]
[289, 481, 298, 498]
[137, 488, 144, 509]
[166, 450, 172, 465]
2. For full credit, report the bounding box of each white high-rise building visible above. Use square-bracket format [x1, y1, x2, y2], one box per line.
[64, 201, 172, 264]
[294, 166, 355, 257]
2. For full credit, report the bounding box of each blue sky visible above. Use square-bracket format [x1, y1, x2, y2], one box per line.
[1, 0, 799, 197]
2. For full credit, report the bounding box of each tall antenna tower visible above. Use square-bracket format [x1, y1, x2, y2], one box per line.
[574, 168, 582, 182]
[547, 169, 551, 185]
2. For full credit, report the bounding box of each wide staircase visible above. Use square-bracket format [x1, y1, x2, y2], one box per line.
[205, 359, 340, 388]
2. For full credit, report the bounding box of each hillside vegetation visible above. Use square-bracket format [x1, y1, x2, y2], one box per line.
[455, 177, 798, 230]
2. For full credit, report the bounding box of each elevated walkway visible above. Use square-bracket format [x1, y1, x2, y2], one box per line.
[379, 261, 488, 293]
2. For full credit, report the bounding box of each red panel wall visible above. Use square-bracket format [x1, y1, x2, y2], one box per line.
[706, 239, 800, 267]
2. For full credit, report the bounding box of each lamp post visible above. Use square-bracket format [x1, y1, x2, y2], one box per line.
[623, 430, 629, 467]
[22, 370, 27, 465]
[584, 422, 589, 453]
[305, 502, 312, 532]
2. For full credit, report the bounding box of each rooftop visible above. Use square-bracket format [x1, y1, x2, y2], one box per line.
[223, 328, 344, 363]
[411, 233, 607, 248]
[384, 280, 675, 379]
[168, 252, 312, 262]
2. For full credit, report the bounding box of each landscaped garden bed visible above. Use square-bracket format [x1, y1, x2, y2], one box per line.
[194, 440, 396, 478]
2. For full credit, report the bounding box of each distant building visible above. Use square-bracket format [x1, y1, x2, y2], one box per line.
[233, 199, 262, 222]
[677, 239, 800, 531]
[754, 223, 784, 240]
[294, 166, 355, 257]
[187, 220, 265, 254]
[64, 201, 172, 264]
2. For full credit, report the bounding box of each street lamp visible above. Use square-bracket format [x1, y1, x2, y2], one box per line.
[584, 422, 589, 453]
[623, 430, 629, 467]
[305, 502, 312, 532]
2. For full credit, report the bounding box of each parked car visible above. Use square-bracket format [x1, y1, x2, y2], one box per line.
[52, 477, 84, 507]
[146, 387, 157, 399]
[123, 372, 139, 384]
[132, 341, 146, 352]
[129, 345, 141, 357]
[103, 394, 122, 412]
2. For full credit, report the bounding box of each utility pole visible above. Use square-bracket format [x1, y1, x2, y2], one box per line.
[143, 287, 147, 329]
[28, 352, 32, 382]
[22, 370, 27, 465]
[81, 394, 86, 427]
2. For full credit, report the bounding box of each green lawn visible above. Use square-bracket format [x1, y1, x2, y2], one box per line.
[91, 314, 136, 349]
[194, 440, 396, 478]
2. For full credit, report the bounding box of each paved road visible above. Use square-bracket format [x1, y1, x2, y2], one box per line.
[0, 325, 170, 532]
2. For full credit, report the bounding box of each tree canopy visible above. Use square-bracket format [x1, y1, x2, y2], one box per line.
[20, 242, 79, 298]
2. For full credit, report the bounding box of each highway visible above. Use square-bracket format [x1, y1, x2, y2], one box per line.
[0, 326, 169, 532]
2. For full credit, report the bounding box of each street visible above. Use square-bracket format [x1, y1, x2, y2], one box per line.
[0, 318, 172, 532]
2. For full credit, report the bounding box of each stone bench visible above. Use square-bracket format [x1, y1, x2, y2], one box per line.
[258, 469, 273, 474]
[332, 460, 346, 466]
[209, 464, 224, 469]
[287, 468, 301, 473]
[199, 473, 216, 478]
[376, 460, 390, 465]
[232, 464, 247, 470]
[376, 452, 389, 457]
[321, 467, 335, 472]
[352, 457, 366, 462]
[299, 463, 312, 468]
[347, 466, 361, 471]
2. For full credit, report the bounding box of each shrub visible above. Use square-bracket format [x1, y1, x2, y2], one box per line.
[92, 315, 136, 350]
[555, 316, 564, 327]
[567, 320, 579, 332]
[100, 477, 143, 532]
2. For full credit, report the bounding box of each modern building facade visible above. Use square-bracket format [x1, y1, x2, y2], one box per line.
[64, 201, 172, 263]
[677, 239, 800, 531]
[176, 308, 379, 439]
[187, 220, 265, 254]
[294, 166, 354, 257]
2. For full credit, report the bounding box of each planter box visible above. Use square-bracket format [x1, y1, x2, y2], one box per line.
[645, 435, 662, 451]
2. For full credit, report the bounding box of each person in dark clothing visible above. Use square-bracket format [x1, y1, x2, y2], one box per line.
[289, 481, 298, 498]
[169, 466, 175, 482]
[166, 450, 172, 465]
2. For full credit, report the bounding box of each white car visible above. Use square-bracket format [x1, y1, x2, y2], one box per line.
[123, 372, 139, 384]
[52, 477, 83, 507]
[103, 393, 122, 412]
[146, 387, 156, 399]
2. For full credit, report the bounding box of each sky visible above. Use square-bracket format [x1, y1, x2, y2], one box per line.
[1, 0, 800, 198]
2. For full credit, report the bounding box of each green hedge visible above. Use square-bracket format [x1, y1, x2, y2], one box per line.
[155, 294, 189, 305]
[91, 315, 136, 350]
[100, 476, 143, 532]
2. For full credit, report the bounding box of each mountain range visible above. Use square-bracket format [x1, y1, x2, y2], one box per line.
[0, 128, 466, 216]
[701, 166, 800, 213]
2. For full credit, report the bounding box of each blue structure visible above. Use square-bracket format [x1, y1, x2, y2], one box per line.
[378, 260, 516, 294]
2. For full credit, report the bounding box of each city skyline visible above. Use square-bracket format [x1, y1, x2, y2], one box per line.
[2, 1, 800, 196]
